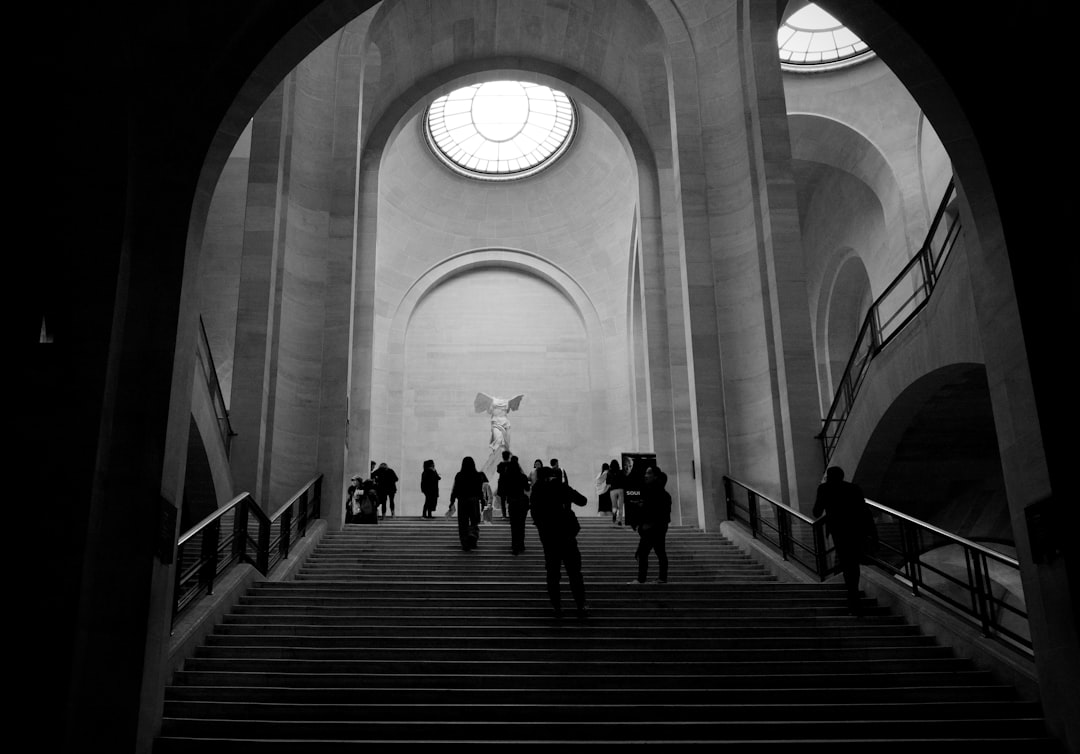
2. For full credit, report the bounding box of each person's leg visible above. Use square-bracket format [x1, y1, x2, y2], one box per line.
[457, 502, 470, 548]
[563, 538, 587, 614]
[636, 531, 653, 583]
[467, 498, 481, 547]
[836, 540, 862, 614]
[387, 491, 395, 516]
[540, 536, 562, 615]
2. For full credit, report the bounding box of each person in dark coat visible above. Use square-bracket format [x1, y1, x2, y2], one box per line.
[812, 466, 877, 615]
[502, 455, 530, 555]
[530, 466, 588, 619]
[630, 465, 672, 584]
[420, 460, 440, 518]
[606, 459, 626, 526]
[372, 462, 399, 518]
[450, 456, 485, 550]
[495, 449, 511, 518]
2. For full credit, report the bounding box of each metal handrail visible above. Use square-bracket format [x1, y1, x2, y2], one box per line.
[817, 180, 961, 464]
[172, 474, 323, 626]
[722, 475, 1030, 654]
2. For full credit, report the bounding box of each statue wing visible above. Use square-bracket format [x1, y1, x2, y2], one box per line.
[474, 392, 495, 414]
[507, 394, 525, 412]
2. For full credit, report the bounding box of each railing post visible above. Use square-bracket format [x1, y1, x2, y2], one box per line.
[899, 520, 919, 596]
[233, 498, 249, 562]
[200, 519, 220, 596]
[256, 512, 270, 574]
[747, 491, 759, 538]
[723, 477, 733, 520]
[280, 507, 293, 560]
[970, 548, 993, 637]
[313, 476, 323, 519]
[172, 541, 185, 623]
[778, 509, 791, 561]
[813, 520, 828, 579]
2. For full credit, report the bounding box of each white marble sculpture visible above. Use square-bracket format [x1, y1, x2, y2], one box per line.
[474, 392, 525, 455]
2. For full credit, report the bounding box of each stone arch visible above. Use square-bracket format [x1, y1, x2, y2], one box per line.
[367, 248, 611, 508]
[853, 363, 1010, 542]
[816, 250, 873, 411]
[347, 54, 677, 505]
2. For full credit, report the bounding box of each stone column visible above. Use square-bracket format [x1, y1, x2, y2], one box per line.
[229, 78, 293, 507]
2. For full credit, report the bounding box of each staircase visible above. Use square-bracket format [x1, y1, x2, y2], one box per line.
[157, 517, 1056, 751]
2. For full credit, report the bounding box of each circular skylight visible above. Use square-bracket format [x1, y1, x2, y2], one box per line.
[778, 3, 871, 67]
[424, 81, 576, 180]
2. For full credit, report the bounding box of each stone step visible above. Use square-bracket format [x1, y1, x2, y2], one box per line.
[160, 518, 1050, 749]
[164, 684, 1018, 705]
[204, 633, 935, 649]
[169, 668, 1001, 690]
[159, 716, 1048, 740]
[181, 655, 973, 675]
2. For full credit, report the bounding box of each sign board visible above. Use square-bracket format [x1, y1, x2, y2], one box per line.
[620, 452, 656, 529]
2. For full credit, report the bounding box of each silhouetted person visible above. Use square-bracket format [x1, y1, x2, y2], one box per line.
[531, 466, 588, 619]
[595, 462, 611, 518]
[420, 459, 440, 518]
[629, 465, 671, 584]
[607, 459, 626, 526]
[502, 455, 530, 555]
[372, 462, 399, 518]
[813, 466, 877, 615]
[345, 473, 363, 523]
[450, 456, 485, 550]
[352, 481, 379, 525]
[550, 458, 568, 485]
[496, 449, 511, 518]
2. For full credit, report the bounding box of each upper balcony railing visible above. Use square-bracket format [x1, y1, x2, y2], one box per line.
[817, 180, 962, 465]
[196, 315, 236, 457]
[723, 475, 1030, 655]
[172, 474, 322, 625]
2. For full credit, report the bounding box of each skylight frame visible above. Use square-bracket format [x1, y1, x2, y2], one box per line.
[778, 3, 873, 70]
[423, 81, 578, 182]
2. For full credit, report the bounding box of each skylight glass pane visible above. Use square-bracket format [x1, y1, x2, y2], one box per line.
[425, 79, 577, 179]
[778, 2, 871, 67]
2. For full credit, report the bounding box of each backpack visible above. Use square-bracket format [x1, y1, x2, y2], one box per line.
[359, 493, 375, 516]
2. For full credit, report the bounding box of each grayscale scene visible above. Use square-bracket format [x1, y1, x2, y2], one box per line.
[30, 1, 1074, 752]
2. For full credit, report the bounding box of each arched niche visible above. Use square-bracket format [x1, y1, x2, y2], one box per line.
[854, 363, 1010, 543]
[363, 248, 619, 511]
[821, 252, 873, 408]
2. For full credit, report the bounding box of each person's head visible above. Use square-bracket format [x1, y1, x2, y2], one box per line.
[610, 459, 620, 472]
[371, 461, 376, 470]
[350, 474, 362, 483]
[501, 450, 510, 461]
[378, 462, 388, 470]
[644, 465, 666, 485]
[825, 466, 845, 483]
[362, 479, 376, 491]
[601, 462, 609, 471]
[533, 458, 543, 469]
[550, 458, 560, 468]
[510, 455, 519, 464]
[460, 456, 476, 473]
[423, 459, 434, 470]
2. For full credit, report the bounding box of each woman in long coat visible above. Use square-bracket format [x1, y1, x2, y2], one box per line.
[450, 456, 485, 550]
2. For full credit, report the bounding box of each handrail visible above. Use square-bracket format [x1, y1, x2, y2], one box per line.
[172, 473, 323, 626]
[722, 475, 1030, 654]
[196, 315, 236, 456]
[177, 491, 257, 547]
[817, 180, 961, 465]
